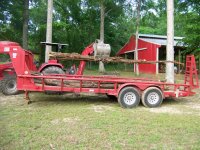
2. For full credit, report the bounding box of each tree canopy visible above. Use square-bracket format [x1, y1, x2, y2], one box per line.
[0, 0, 199, 58]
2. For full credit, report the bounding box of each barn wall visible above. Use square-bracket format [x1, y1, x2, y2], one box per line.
[138, 39, 160, 73]
[117, 35, 161, 74]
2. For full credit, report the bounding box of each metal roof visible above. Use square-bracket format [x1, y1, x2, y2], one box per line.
[138, 34, 184, 46]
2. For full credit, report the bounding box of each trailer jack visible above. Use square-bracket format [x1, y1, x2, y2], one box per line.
[24, 91, 31, 104]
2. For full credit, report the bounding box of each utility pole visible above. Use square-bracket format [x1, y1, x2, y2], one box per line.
[45, 0, 53, 62]
[166, 0, 174, 83]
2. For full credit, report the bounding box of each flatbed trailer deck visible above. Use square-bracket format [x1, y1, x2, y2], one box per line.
[0, 41, 199, 108]
[19, 74, 190, 97]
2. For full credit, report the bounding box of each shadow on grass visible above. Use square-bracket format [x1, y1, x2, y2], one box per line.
[30, 93, 118, 107]
[162, 98, 177, 105]
[28, 92, 190, 108]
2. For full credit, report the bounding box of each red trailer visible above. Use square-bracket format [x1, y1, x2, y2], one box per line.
[0, 41, 199, 108]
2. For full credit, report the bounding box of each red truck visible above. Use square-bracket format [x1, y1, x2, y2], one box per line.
[0, 41, 198, 108]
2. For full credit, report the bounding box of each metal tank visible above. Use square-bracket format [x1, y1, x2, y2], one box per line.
[93, 39, 111, 58]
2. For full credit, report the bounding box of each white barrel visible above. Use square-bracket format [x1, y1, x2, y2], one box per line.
[93, 40, 111, 58]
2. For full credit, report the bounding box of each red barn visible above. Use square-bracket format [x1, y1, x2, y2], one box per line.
[116, 34, 184, 74]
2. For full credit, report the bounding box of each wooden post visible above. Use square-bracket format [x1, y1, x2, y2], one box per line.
[178, 49, 181, 74]
[156, 48, 159, 74]
[125, 54, 127, 71]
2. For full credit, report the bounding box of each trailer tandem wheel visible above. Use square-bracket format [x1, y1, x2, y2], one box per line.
[141, 87, 163, 108]
[118, 86, 140, 108]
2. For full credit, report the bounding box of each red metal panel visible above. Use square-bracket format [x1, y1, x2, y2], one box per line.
[117, 36, 161, 74]
[0, 41, 37, 75]
[0, 41, 196, 101]
[138, 41, 160, 74]
[16, 74, 193, 98]
[0, 63, 15, 80]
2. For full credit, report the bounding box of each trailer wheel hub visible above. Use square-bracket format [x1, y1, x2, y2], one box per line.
[147, 92, 159, 105]
[124, 92, 136, 105]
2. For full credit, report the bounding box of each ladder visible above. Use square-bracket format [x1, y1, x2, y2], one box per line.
[184, 55, 199, 89]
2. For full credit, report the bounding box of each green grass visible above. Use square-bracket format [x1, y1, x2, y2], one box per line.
[0, 71, 199, 149]
[0, 91, 200, 150]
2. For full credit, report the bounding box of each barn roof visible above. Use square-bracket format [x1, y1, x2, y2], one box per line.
[138, 34, 184, 46]
[116, 34, 185, 56]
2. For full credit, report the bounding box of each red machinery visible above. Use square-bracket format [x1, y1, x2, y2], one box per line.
[0, 41, 199, 108]
[0, 42, 67, 95]
[0, 62, 14, 80]
[0, 62, 19, 95]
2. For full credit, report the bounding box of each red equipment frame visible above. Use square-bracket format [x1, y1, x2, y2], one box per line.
[77, 43, 94, 75]
[0, 62, 13, 80]
[0, 41, 198, 104]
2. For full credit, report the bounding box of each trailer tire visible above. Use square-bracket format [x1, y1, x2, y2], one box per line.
[42, 66, 65, 94]
[1, 76, 18, 95]
[118, 86, 140, 108]
[142, 87, 163, 108]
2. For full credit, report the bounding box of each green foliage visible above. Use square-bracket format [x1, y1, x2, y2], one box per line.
[177, 0, 200, 57]
[0, 0, 199, 60]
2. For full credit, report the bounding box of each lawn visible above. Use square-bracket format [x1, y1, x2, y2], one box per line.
[0, 71, 200, 149]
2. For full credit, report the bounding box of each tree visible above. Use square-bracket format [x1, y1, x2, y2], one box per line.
[22, 0, 29, 49]
[178, 0, 200, 57]
[99, 0, 105, 73]
[134, 0, 141, 76]
[166, 0, 174, 83]
[0, 0, 23, 43]
[45, 0, 53, 62]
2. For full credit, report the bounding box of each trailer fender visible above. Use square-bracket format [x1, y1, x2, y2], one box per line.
[38, 63, 63, 73]
[143, 86, 164, 98]
[117, 83, 142, 97]
[117, 84, 163, 97]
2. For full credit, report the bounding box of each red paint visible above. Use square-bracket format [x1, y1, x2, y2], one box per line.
[77, 43, 94, 75]
[0, 41, 197, 101]
[38, 60, 64, 72]
[117, 36, 161, 74]
[0, 62, 15, 80]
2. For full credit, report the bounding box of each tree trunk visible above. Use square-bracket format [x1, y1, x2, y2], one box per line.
[166, 0, 174, 83]
[100, 1, 104, 42]
[134, 0, 141, 76]
[99, 0, 105, 73]
[45, 0, 53, 62]
[22, 0, 29, 49]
